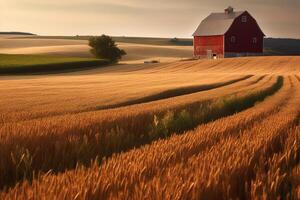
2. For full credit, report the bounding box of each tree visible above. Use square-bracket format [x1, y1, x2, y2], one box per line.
[170, 37, 179, 43]
[89, 35, 126, 62]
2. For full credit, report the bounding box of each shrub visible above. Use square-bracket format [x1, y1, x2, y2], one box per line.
[89, 35, 126, 63]
[170, 37, 179, 43]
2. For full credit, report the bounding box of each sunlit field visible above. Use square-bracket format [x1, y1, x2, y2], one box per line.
[0, 35, 193, 63]
[0, 54, 108, 74]
[0, 36, 300, 199]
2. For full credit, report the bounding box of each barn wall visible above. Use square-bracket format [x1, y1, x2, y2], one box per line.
[225, 11, 264, 53]
[194, 35, 224, 58]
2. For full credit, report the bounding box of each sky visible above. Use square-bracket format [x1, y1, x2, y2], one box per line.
[1, 0, 300, 38]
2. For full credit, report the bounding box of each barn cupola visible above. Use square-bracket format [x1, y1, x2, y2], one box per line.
[225, 6, 234, 14]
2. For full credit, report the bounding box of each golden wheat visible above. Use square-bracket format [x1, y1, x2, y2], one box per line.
[0, 74, 250, 123]
[250, 126, 300, 199]
[291, 162, 300, 199]
[1, 76, 298, 199]
[0, 53, 299, 199]
[0, 74, 277, 189]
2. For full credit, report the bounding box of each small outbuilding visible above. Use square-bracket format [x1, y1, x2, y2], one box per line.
[193, 6, 265, 58]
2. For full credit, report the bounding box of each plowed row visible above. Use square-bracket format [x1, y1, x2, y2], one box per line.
[2, 75, 298, 199]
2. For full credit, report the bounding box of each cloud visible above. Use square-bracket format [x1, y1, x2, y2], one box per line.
[1, 0, 300, 38]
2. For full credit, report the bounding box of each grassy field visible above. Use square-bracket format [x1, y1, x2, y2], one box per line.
[0, 54, 109, 74]
[0, 52, 299, 199]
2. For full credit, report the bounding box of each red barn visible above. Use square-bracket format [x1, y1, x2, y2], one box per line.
[193, 7, 265, 58]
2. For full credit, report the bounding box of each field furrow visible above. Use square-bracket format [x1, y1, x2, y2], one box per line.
[0, 75, 281, 189]
[1, 36, 300, 199]
[96, 76, 293, 191]
[0, 73, 259, 123]
[0, 75, 297, 199]
[0, 74, 267, 126]
[0, 73, 270, 123]
[117, 77, 299, 200]
[94, 75, 254, 110]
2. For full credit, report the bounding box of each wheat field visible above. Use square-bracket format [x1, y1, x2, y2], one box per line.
[3, 74, 297, 200]
[0, 36, 300, 199]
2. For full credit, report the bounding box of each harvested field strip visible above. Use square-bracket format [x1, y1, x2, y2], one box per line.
[96, 75, 253, 110]
[0, 76, 296, 200]
[0, 76, 282, 189]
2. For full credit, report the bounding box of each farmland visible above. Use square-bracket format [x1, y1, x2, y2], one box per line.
[0, 54, 108, 74]
[0, 35, 193, 63]
[0, 36, 300, 199]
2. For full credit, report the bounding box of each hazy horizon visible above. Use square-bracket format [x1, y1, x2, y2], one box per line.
[1, 0, 300, 39]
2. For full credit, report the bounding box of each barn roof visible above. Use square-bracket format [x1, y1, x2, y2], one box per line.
[193, 11, 245, 36]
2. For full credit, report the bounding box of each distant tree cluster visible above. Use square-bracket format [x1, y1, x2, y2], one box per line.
[170, 37, 179, 43]
[89, 35, 126, 63]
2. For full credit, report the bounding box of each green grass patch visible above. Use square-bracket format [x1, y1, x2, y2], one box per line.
[0, 54, 109, 74]
[150, 76, 283, 137]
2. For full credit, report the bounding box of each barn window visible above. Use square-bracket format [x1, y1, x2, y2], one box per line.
[242, 16, 247, 22]
[253, 37, 257, 44]
[230, 36, 236, 43]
